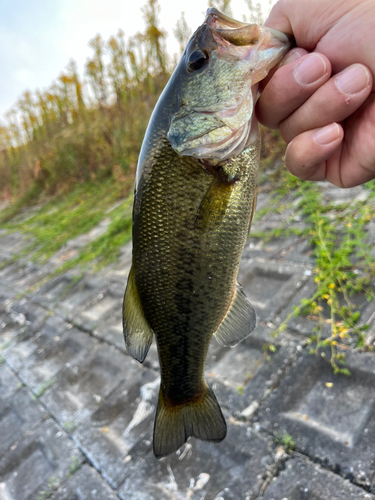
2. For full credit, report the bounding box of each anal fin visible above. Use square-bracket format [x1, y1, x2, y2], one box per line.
[123, 266, 153, 363]
[214, 283, 256, 347]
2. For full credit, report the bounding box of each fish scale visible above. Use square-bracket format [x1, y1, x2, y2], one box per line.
[134, 136, 258, 395]
[123, 8, 292, 458]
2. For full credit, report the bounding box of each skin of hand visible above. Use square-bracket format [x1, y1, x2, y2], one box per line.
[256, 0, 375, 188]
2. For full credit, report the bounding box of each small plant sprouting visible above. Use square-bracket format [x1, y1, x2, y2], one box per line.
[275, 432, 295, 452]
[68, 455, 81, 475]
[63, 421, 78, 433]
[36, 476, 59, 500]
[35, 378, 56, 398]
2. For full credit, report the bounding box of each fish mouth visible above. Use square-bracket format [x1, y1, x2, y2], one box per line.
[167, 10, 293, 162]
[205, 8, 292, 47]
[205, 8, 249, 29]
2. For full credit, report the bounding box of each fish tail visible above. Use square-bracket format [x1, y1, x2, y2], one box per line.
[153, 383, 227, 458]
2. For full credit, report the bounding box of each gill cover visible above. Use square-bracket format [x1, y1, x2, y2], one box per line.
[167, 8, 292, 162]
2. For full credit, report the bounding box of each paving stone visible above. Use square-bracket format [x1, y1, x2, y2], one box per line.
[68, 282, 123, 332]
[40, 341, 145, 429]
[73, 371, 158, 488]
[117, 420, 276, 500]
[50, 464, 119, 500]
[13, 261, 56, 290]
[98, 242, 132, 282]
[257, 351, 375, 488]
[0, 257, 56, 291]
[0, 363, 23, 399]
[0, 299, 48, 352]
[254, 191, 303, 224]
[0, 232, 29, 256]
[246, 219, 310, 263]
[263, 456, 375, 499]
[0, 250, 12, 264]
[34, 271, 90, 308]
[93, 314, 125, 349]
[0, 418, 83, 500]
[208, 326, 299, 415]
[8, 327, 96, 395]
[322, 184, 369, 205]
[237, 259, 307, 321]
[0, 262, 21, 285]
[53, 276, 103, 320]
[279, 237, 316, 265]
[4, 314, 68, 375]
[0, 287, 18, 305]
[0, 386, 47, 458]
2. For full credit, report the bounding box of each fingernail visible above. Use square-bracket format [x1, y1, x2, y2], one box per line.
[313, 123, 340, 145]
[281, 49, 303, 66]
[335, 64, 370, 95]
[294, 54, 327, 85]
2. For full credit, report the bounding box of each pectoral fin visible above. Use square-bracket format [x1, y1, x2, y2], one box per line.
[123, 267, 153, 363]
[214, 283, 256, 347]
[195, 170, 234, 232]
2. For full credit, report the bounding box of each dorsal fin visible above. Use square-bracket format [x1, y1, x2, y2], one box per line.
[214, 283, 256, 347]
[123, 266, 153, 363]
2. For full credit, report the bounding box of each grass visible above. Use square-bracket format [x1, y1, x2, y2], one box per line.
[251, 152, 375, 374]
[63, 421, 78, 433]
[0, 178, 133, 286]
[36, 476, 60, 500]
[274, 432, 295, 452]
[35, 378, 56, 397]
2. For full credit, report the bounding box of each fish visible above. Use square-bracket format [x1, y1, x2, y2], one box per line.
[123, 8, 292, 458]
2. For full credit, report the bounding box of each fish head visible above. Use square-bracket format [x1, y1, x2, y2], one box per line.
[167, 8, 293, 161]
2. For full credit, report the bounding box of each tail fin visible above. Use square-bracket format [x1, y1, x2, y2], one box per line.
[153, 383, 227, 459]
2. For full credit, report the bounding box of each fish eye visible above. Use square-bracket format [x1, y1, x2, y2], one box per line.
[187, 50, 209, 72]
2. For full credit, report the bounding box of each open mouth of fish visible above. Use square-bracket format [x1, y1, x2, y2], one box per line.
[205, 7, 291, 56]
[167, 8, 293, 162]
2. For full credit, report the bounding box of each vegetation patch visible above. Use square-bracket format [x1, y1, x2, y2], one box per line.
[253, 142, 375, 374]
[0, 179, 133, 286]
[274, 432, 295, 452]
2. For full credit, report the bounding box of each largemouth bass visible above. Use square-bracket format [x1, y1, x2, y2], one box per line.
[123, 8, 291, 458]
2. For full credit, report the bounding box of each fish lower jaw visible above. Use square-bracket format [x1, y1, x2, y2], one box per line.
[173, 120, 253, 162]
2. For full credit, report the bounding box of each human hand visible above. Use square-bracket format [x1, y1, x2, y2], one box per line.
[256, 0, 375, 188]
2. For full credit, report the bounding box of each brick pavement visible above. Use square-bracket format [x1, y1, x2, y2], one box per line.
[1, 185, 375, 499]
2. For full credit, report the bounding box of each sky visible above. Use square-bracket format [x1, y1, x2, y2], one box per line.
[0, 0, 276, 121]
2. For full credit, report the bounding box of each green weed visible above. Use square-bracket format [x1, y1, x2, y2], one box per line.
[252, 161, 375, 373]
[36, 476, 59, 500]
[35, 378, 56, 397]
[63, 421, 78, 433]
[275, 432, 295, 452]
